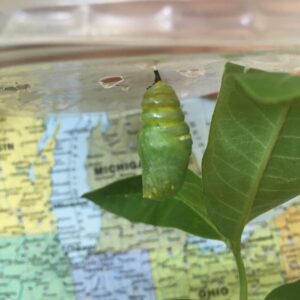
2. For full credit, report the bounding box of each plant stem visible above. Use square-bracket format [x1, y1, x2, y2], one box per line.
[231, 241, 248, 300]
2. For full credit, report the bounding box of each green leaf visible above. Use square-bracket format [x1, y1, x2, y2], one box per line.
[202, 62, 300, 242]
[225, 62, 300, 104]
[265, 280, 300, 300]
[83, 170, 224, 241]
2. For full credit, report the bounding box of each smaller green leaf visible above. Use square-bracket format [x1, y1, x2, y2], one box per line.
[235, 72, 300, 104]
[83, 170, 224, 241]
[265, 279, 300, 300]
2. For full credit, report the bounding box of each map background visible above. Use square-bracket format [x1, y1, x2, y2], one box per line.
[0, 97, 299, 300]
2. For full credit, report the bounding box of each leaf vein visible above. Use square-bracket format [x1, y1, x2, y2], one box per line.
[259, 187, 300, 192]
[280, 135, 300, 140]
[264, 174, 300, 182]
[249, 99, 277, 129]
[215, 197, 244, 215]
[217, 127, 259, 169]
[249, 104, 292, 224]
[273, 154, 300, 160]
[227, 103, 267, 149]
[212, 162, 248, 198]
[211, 210, 239, 223]
[213, 153, 252, 178]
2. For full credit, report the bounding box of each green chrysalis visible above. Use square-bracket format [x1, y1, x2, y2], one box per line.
[138, 70, 193, 200]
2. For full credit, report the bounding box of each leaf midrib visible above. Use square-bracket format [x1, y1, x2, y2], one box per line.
[242, 103, 291, 232]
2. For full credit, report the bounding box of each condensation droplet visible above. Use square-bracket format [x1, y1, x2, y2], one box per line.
[152, 64, 158, 71]
[135, 61, 160, 70]
[120, 85, 130, 92]
[240, 13, 253, 27]
[135, 63, 148, 70]
[53, 99, 70, 111]
[177, 68, 205, 78]
[99, 76, 124, 89]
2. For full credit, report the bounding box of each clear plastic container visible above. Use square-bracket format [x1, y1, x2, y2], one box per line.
[1, 2, 300, 300]
[1, 0, 300, 115]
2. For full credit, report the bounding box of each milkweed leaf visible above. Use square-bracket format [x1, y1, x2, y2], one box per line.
[265, 279, 300, 300]
[202, 62, 300, 242]
[83, 170, 224, 241]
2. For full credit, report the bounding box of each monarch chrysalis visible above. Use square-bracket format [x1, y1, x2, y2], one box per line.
[138, 70, 192, 199]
